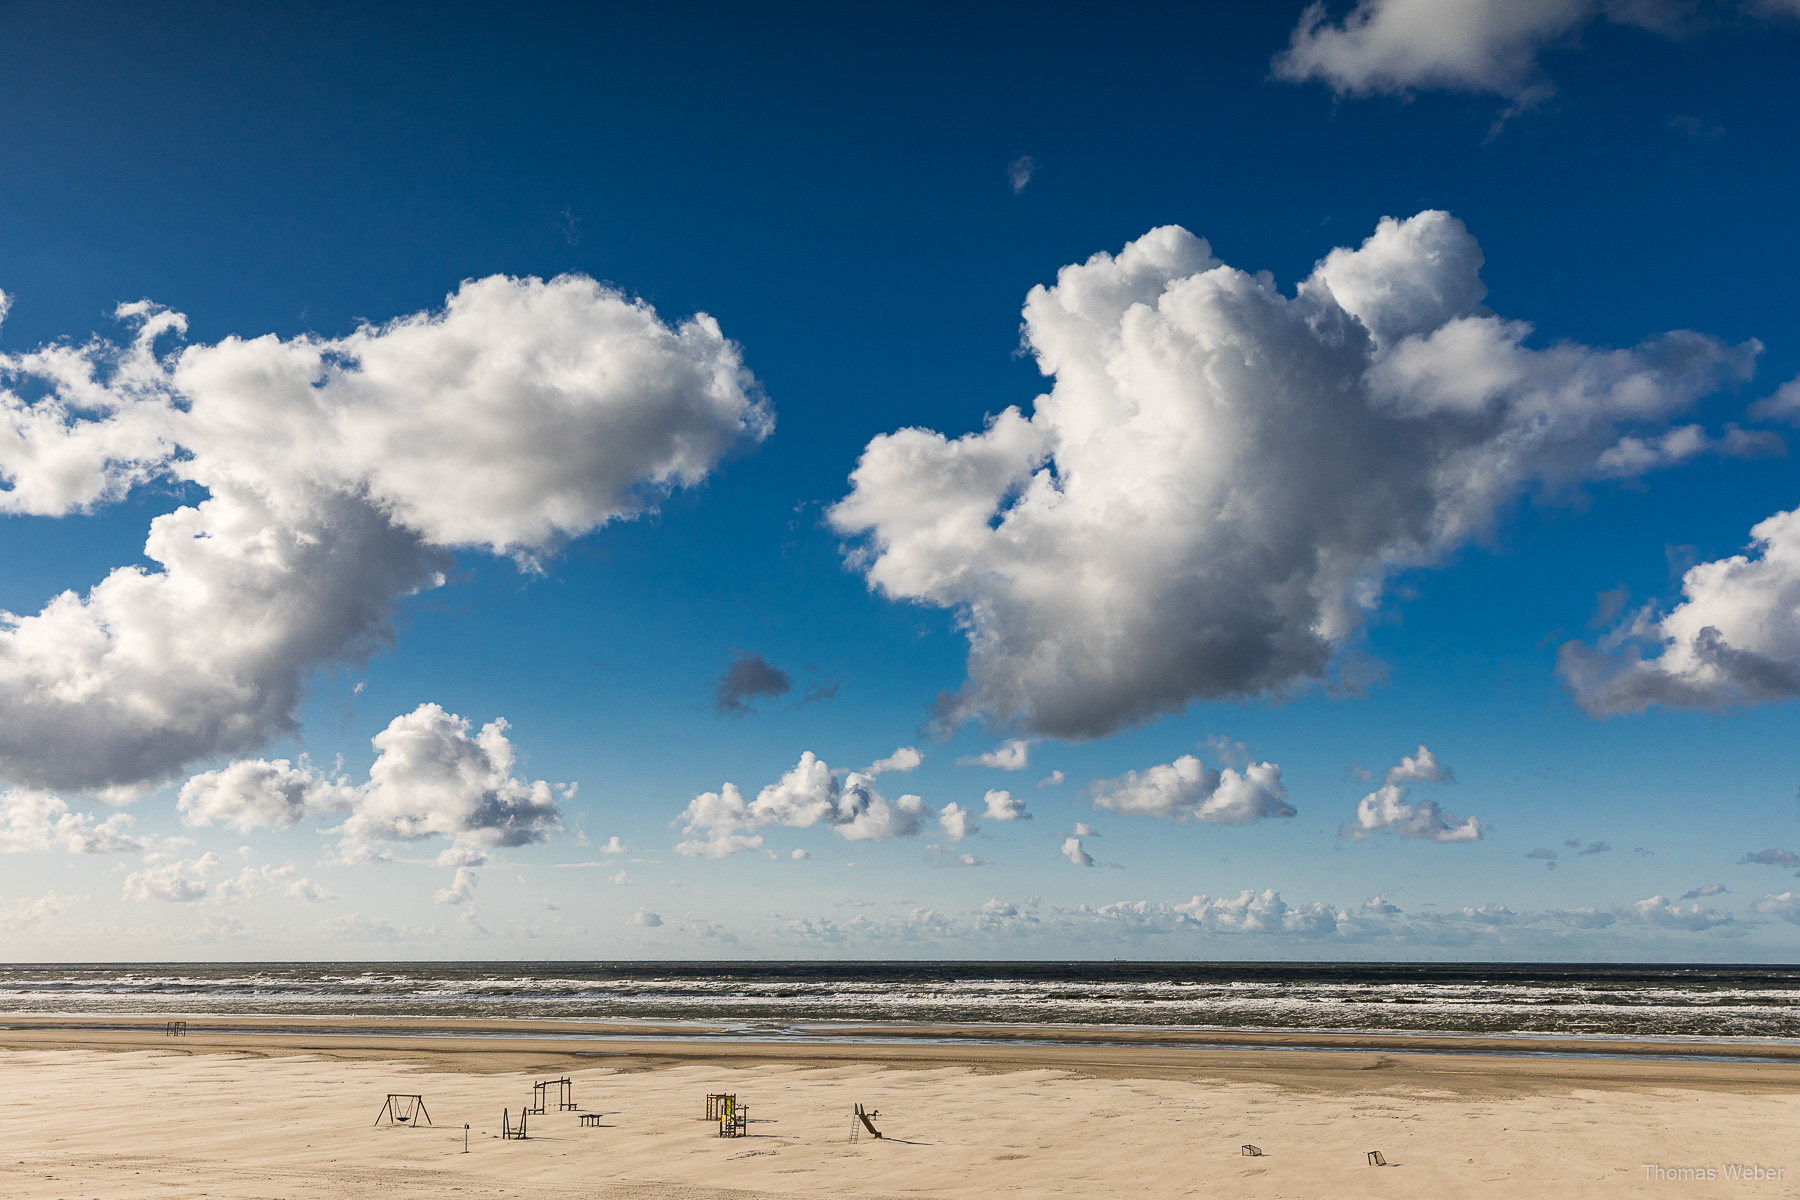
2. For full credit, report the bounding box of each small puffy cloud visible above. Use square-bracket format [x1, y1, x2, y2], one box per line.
[1754, 892, 1800, 924]
[1527, 847, 1559, 861]
[608, 870, 628, 885]
[1344, 747, 1479, 843]
[790, 848, 810, 860]
[0, 273, 769, 793]
[982, 788, 1029, 821]
[178, 758, 356, 832]
[1061, 836, 1095, 867]
[1008, 155, 1036, 194]
[959, 739, 1030, 770]
[1362, 894, 1401, 915]
[285, 877, 335, 903]
[829, 212, 1754, 739]
[1741, 848, 1800, 867]
[1681, 884, 1727, 900]
[1617, 894, 1732, 932]
[937, 801, 978, 843]
[1071, 822, 1099, 837]
[1, 788, 146, 855]
[600, 836, 628, 855]
[1342, 784, 1481, 843]
[122, 853, 220, 902]
[1561, 509, 1800, 714]
[1577, 840, 1611, 855]
[325, 704, 565, 863]
[1091, 755, 1293, 825]
[674, 751, 928, 858]
[633, 908, 663, 927]
[867, 746, 923, 775]
[434, 866, 478, 905]
[1271, 0, 1691, 105]
[1386, 745, 1452, 785]
[713, 651, 791, 716]
[1037, 770, 1065, 789]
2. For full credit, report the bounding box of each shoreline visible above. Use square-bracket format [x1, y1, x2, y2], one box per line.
[4, 1011, 1799, 1062]
[4, 1013, 1800, 1093]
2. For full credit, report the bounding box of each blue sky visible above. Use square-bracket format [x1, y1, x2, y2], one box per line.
[2, 0, 1799, 959]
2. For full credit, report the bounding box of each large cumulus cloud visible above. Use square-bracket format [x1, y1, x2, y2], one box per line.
[0, 275, 768, 790]
[829, 212, 1758, 738]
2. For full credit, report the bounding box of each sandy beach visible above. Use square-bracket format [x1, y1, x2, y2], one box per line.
[2, 1017, 1797, 1199]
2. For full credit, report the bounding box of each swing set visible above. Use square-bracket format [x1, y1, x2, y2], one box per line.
[372, 1094, 433, 1127]
[502, 1108, 529, 1139]
[526, 1077, 577, 1115]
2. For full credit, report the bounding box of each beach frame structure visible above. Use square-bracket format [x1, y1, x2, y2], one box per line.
[527, 1077, 576, 1115]
[164, 1020, 187, 1037]
[502, 1108, 528, 1139]
[705, 1093, 735, 1121]
[373, 1094, 433, 1127]
[1241, 1145, 1263, 1157]
[716, 1095, 748, 1138]
[1367, 1150, 1387, 1166]
[578, 1113, 602, 1127]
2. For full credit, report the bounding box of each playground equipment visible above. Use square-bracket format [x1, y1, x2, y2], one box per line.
[716, 1094, 748, 1138]
[705, 1093, 734, 1121]
[850, 1103, 883, 1143]
[579, 1113, 603, 1127]
[527, 1076, 576, 1115]
[1367, 1150, 1388, 1167]
[164, 1021, 187, 1037]
[1241, 1145, 1263, 1157]
[502, 1108, 528, 1140]
[373, 1094, 433, 1127]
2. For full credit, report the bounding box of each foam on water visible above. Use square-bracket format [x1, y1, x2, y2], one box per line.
[2, 962, 1797, 1039]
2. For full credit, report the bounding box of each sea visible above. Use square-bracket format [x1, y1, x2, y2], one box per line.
[2, 962, 1797, 1044]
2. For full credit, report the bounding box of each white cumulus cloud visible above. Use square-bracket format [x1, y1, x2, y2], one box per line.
[982, 788, 1029, 821]
[181, 703, 565, 865]
[867, 746, 923, 775]
[960, 739, 1030, 770]
[122, 852, 220, 903]
[0, 274, 768, 792]
[1090, 755, 1294, 824]
[1061, 836, 1095, 867]
[0, 788, 146, 854]
[937, 801, 978, 843]
[829, 212, 1756, 739]
[1341, 784, 1482, 843]
[1386, 745, 1453, 784]
[1561, 509, 1800, 713]
[674, 751, 931, 858]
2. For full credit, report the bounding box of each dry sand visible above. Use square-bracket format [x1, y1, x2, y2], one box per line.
[2, 1017, 1796, 1198]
